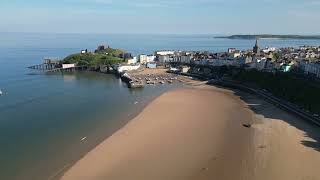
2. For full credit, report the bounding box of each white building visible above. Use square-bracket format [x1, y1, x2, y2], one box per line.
[306, 52, 316, 59]
[147, 55, 156, 63]
[139, 54, 148, 64]
[127, 57, 138, 64]
[117, 64, 141, 73]
[262, 47, 277, 53]
[155, 50, 175, 56]
[62, 64, 75, 69]
[229, 52, 241, 58]
[228, 48, 237, 53]
[181, 66, 190, 73]
[171, 55, 192, 63]
[139, 54, 156, 64]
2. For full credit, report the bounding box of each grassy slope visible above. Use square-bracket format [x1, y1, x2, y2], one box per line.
[63, 48, 125, 68]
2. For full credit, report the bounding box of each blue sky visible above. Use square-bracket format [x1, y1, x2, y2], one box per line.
[1, 0, 319, 34]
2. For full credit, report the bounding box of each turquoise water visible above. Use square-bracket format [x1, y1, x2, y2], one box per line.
[0, 33, 319, 180]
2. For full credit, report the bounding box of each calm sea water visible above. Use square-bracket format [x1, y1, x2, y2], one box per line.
[0, 33, 319, 180]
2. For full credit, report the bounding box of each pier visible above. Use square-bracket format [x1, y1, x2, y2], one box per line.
[28, 58, 61, 70]
[120, 73, 144, 88]
[28, 58, 88, 73]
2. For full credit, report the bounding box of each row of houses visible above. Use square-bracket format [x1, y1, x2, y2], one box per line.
[119, 41, 320, 78]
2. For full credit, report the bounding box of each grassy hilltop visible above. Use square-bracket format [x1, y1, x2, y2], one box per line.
[63, 47, 125, 69]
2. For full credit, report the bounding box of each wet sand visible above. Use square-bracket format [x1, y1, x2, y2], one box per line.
[61, 85, 320, 180]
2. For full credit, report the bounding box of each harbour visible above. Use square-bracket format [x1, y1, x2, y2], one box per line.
[119, 69, 180, 88]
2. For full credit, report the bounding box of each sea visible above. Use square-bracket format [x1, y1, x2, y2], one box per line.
[0, 32, 319, 180]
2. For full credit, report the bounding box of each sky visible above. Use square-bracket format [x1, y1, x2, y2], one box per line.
[0, 0, 320, 34]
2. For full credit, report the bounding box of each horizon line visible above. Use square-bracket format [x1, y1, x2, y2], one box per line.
[1, 31, 320, 36]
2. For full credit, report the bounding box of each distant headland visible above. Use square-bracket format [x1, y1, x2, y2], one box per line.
[215, 34, 320, 40]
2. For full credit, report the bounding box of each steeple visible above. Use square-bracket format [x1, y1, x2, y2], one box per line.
[253, 38, 260, 54]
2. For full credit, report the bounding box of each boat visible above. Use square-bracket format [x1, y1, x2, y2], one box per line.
[159, 81, 165, 84]
[0, 89, 3, 96]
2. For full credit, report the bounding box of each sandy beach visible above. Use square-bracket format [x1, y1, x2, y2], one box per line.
[61, 85, 320, 180]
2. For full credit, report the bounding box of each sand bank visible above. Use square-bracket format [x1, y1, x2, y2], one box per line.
[61, 86, 320, 180]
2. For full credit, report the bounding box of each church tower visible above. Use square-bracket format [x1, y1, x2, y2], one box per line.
[253, 38, 260, 54]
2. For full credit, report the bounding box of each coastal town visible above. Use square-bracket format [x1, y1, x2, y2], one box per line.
[115, 39, 320, 79]
[28, 40, 320, 118]
[30, 40, 320, 82]
[65, 39, 316, 89]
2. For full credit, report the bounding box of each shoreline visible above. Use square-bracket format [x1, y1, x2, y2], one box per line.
[50, 93, 165, 180]
[60, 82, 320, 180]
[62, 88, 252, 179]
[47, 76, 184, 180]
[52, 76, 193, 179]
